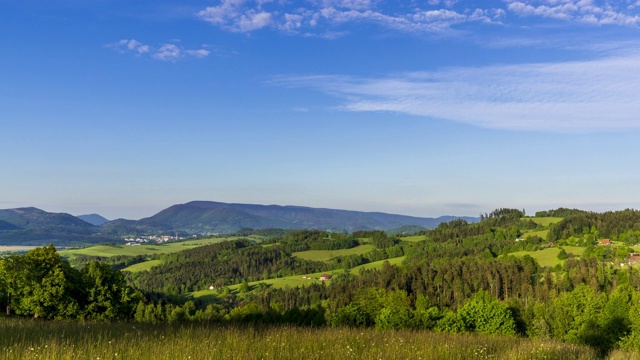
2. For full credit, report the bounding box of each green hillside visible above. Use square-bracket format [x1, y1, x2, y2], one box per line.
[60, 237, 235, 260]
[292, 244, 376, 262]
[509, 246, 585, 267]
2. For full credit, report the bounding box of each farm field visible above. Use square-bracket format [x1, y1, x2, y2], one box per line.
[59, 237, 237, 260]
[0, 318, 603, 360]
[509, 246, 585, 268]
[292, 244, 376, 262]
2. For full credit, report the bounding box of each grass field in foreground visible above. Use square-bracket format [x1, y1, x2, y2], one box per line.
[292, 244, 376, 262]
[0, 318, 604, 360]
[59, 237, 235, 260]
[509, 246, 585, 268]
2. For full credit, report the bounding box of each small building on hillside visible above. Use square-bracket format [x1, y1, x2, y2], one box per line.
[547, 242, 554, 248]
[628, 253, 640, 265]
[599, 239, 612, 246]
[319, 274, 331, 281]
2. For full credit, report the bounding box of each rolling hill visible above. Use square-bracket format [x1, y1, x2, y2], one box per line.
[0, 202, 478, 245]
[76, 213, 110, 226]
[108, 201, 477, 235]
[0, 207, 110, 246]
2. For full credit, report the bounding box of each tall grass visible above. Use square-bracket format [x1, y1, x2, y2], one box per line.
[0, 318, 600, 360]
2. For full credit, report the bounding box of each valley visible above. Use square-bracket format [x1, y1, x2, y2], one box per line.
[4, 207, 640, 359]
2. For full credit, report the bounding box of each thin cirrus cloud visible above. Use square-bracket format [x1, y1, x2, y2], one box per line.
[272, 51, 640, 132]
[195, 0, 640, 35]
[107, 39, 210, 61]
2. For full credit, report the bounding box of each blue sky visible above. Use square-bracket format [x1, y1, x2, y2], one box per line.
[2, 0, 640, 220]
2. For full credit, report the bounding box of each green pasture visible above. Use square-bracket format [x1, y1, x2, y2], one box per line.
[400, 235, 426, 242]
[191, 256, 407, 298]
[292, 244, 376, 262]
[509, 246, 585, 268]
[350, 256, 406, 273]
[59, 237, 234, 260]
[524, 217, 564, 227]
[123, 259, 164, 272]
[521, 229, 549, 239]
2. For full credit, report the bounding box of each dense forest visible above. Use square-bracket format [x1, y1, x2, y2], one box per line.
[4, 208, 640, 356]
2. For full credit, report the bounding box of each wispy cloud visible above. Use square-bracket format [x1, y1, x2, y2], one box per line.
[106, 39, 210, 62]
[195, 0, 640, 36]
[506, 0, 640, 26]
[196, 0, 504, 35]
[273, 51, 640, 132]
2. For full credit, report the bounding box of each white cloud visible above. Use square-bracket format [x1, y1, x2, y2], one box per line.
[108, 39, 151, 54]
[152, 44, 182, 61]
[506, 0, 640, 25]
[273, 51, 640, 132]
[198, 0, 273, 32]
[107, 39, 210, 62]
[194, 0, 640, 36]
[321, 0, 375, 10]
[197, 0, 504, 34]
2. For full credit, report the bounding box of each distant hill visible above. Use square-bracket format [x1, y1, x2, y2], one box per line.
[76, 214, 110, 226]
[0, 219, 21, 231]
[0, 202, 478, 245]
[101, 201, 478, 235]
[0, 207, 96, 230]
[0, 207, 107, 246]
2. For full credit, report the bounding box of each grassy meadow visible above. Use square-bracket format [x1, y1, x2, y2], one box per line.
[509, 246, 586, 268]
[59, 237, 237, 260]
[0, 317, 605, 360]
[123, 259, 164, 272]
[292, 244, 376, 262]
[520, 229, 549, 239]
[400, 235, 427, 242]
[524, 217, 564, 227]
[191, 257, 407, 298]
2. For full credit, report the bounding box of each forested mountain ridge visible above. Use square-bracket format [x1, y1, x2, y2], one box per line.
[0, 202, 477, 246]
[0, 207, 111, 246]
[116, 201, 476, 234]
[76, 213, 110, 226]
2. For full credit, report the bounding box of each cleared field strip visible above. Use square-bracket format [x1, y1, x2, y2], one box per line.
[191, 256, 406, 298]
[123, 259, 164, 272]
[349, 256, 406, 273]
[523, 217, 564, 227]
[292, 244, 376, 262]
[521, 229, 549, 239]
[400, 235, 426, 242]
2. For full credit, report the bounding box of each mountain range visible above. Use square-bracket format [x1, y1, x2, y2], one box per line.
[0, 201, 478, 246]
